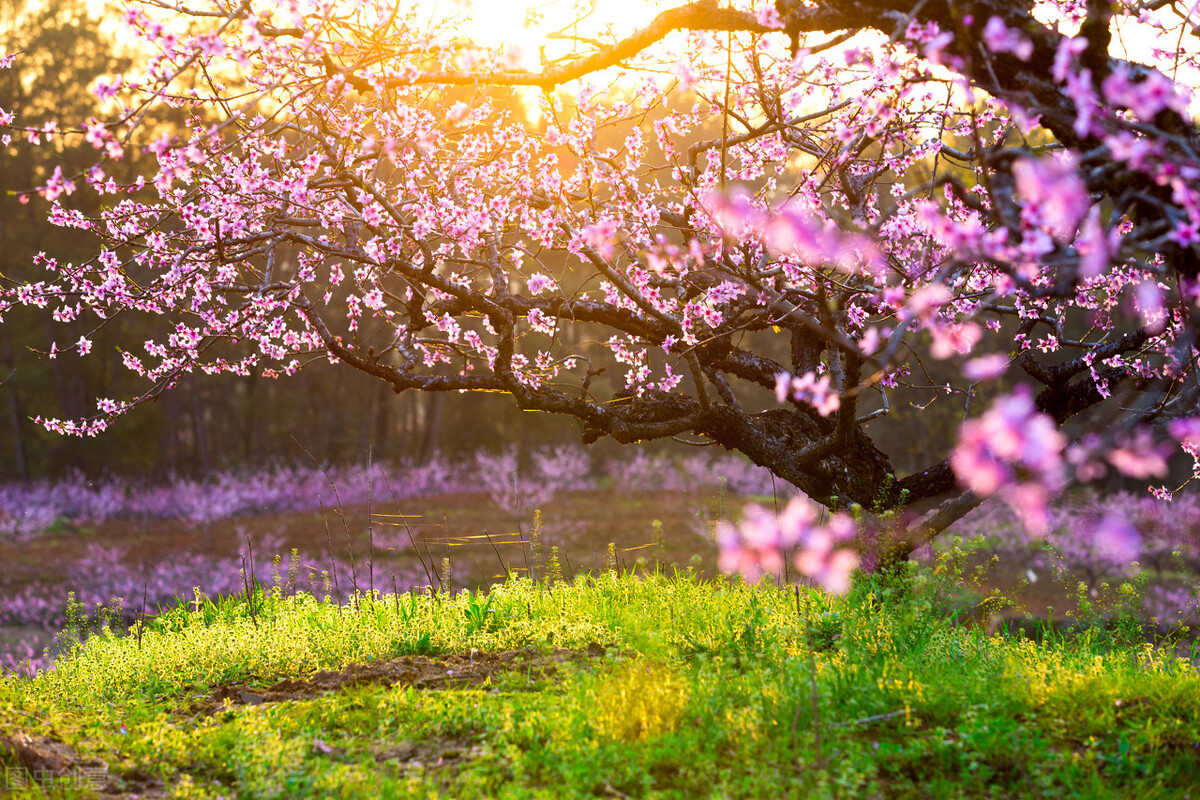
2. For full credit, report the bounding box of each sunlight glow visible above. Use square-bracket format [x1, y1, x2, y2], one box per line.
[428, 0, 669, 70]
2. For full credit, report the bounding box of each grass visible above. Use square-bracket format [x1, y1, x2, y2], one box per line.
[1, 566, 1198, 799]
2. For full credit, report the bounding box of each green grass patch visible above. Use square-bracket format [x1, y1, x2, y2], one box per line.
[1, 569, 1198, 798]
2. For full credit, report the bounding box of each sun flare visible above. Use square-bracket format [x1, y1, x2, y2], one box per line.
[428, 0, 669, 70]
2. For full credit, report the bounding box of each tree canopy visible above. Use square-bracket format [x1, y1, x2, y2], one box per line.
[3, 0, 1200, 557]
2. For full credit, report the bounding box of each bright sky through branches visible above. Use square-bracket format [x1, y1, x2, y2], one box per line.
[424, 0, 668, 70]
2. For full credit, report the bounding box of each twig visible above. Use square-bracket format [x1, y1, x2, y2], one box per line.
[425, 540, 444, 595]
[483, 528, 512, 582]
[407, 525, 436, 594]
[367, 445, 375, 597]
[442, 514, 452, 595]
[376, 467, 437, 595]
[808, 608, 822, 765]
[513, 471, 532, 583]
[318, 499, 342, 605]
[292, 435, 358, 598]
[241, 549, 259, 630]
[137, 580, 147, 651]
[519, 535, 533, 582]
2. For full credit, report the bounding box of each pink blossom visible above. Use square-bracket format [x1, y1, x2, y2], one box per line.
[1169, 417, 1200, 450]
[93, 74, 123, 100]
[1106, 432, 1170, 479]
[527, 273, 557, 295]
[672, 57, 700, 91]
[1134, 280, 1166, 333]
[1013, 155, 1088, 241]
[775, 371, 840, 416]
[718, 496, 858, 594]
[705, 191, 884, 273]
[1077, 206, 1113, 279]
[582, 219, 619, 260]
[40, 166, 76, 202]
[857, 327, 881, 355]
[930, 322, 981, 359]
[951, 387, 1065, 532]
[1169, 418, 1200, 479]
[904, 283, 952, 321]
[84, 121, 108, 149]
[1091, 515, 1141, 563]
[1052, 36, 1087, 83]
[1169, 221, 1200, 247]
[444, 101, 469, 125]
[963, 354, 1009, 381]
[756, 5, 783, 28]
[982, 17, 1033, 61]
[1102, 67, 1184, 121]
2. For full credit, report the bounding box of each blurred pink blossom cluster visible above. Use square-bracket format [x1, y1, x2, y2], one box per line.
[1067, 429, 1172, 484]
[474, 445, 594, 516]
[774, 371, 841, 417]
[940, 489, 1200, 629]
[1012, 154, 1090, 243]
[981, 17, 1033, 61]
[604, 450, 785, 496]
[1169, 418, 1200, 482]
[680, 453, 785, 497]
[952, 488, 1200, 579]
[951, 387, 1065, 532]
[704, 190, 886, 274]
[1, 446, 805, 541]
[717, 496, 858, 594]
[0, 459, 473, 539]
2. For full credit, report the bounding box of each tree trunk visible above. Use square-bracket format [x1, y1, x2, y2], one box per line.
[372, 380, 391, 451]
[191, 382, 213, 475]
[5, 381, 28, 481]
[418, 393, 443, 465]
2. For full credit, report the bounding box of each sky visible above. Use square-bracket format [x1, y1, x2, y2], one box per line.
[423, 0, 671, 70]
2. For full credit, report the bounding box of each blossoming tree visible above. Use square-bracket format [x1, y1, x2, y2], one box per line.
[3, 0, 1200, 570]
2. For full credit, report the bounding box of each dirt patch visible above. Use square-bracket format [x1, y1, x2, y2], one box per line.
[0, 732, 166, 798]
[2, 646, 609, 796]
[371, 736, 485, 770]
[187, 644, 606, 716]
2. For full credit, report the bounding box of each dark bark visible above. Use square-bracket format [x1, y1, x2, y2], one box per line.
[5, 382, 28, 481]
[418, 393, 443, 465]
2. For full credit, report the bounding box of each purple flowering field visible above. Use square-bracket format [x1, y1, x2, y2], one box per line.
[3, 445, 1198, 677]
[0, 446, 789, 675]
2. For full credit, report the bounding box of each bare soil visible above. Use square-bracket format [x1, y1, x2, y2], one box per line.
[3, 645, 613, 797]
[0, 731, 165, 798]
[185, 644, 607, 716]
